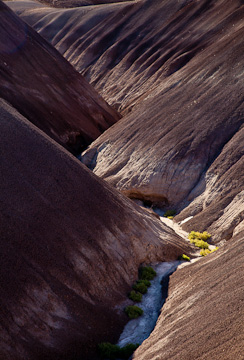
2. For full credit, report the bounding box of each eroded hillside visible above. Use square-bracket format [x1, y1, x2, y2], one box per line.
[0, 1, 120, 154]
[133, 231, 244, 360]
[1, 0, 244, 359]
[10, 0, 244, 242]
[0, 98, 192, 360]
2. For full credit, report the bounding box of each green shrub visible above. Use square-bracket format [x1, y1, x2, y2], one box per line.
[178, 254, 190, 261]
[139, 279, 151, 287]
[133, 280, 149, 294]
[164, 210, 176, 217]
[200, 249, 211, 256]
[167, 216, 174, 219]
[190, 239, 209, 249]
[98, 342, 139, 360]
[188, 231, 211, 241]
[119, 343, 139, 359]
[139, 266, 156, 280]
[125, 305, 143, 319]
[128, 290, 142, 302]
[200, 247, 219, 256]
[98, 342, 120, 359]
[188, 231, 211, 250]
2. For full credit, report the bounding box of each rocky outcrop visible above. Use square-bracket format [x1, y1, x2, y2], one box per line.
[0, 98, 192, 360]
[0, 1, 120, 154]
[133, 231, 244, 360]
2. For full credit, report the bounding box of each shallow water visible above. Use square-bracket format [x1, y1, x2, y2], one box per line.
[117, 261, 181, 347]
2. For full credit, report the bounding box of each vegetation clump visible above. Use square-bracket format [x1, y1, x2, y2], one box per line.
[178, 254, 190, 261]
[192, 239, 209, 249]
[139, 279, 151, 287]
[188, 231, 211, 249]
[125, 305, 144, 319]
[133, 280, 148, 294]
[200, 247, 219, 256]
[128, 290, 142, 302]
[139, 266, 156, 280]
[188, 231, 211, 241]
[164, 209, 176, 218]
[98, 342, 139, 359]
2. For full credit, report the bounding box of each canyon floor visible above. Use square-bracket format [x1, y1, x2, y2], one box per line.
[1, 0, 244, 359]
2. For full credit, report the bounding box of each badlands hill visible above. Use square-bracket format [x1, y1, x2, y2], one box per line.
[0, 98, 192, 360]
[134, 231, 244, 360]
[0, 1, 120, 154]
[9, 0, 244, 242]
[2, 0, 244, 359]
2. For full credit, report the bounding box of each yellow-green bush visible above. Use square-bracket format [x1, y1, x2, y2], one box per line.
[193, 239, 209, 249]
[178, 254, 191, 261]
[200, 247, 219, 256]
[188, 231, 211, 241]
[164, 209, 176, 217]
[188, 231, 211, 250]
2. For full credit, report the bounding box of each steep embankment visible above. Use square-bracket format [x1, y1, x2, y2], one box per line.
[74, 0, 243, 243]
[0, 1, 120, 154]
[133, 232, 244, 360]
[13, 0, 244, 242]
[0, 98, 192, 360]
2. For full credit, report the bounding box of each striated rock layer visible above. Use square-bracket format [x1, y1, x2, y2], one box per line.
[133, 232, 244, 360]
[0, 98, 192, 360]
[74, 0, 243, 243]
[0, 1, 120, 155]
[12, 0, 244, 242]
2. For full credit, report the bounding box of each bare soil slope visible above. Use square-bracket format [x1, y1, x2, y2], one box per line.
[0, 1, 120, 154]
[134, 231, 244, 360]
[0, 98, 192, 360]
[10, 0, 244, 242]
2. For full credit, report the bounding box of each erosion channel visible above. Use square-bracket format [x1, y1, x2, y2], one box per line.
[118, 260, 182, 347]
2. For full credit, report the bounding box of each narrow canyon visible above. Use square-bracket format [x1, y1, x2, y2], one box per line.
[0, 0, 243, 359]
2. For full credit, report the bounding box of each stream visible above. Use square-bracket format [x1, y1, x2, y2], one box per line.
[117, 260, 181, 347]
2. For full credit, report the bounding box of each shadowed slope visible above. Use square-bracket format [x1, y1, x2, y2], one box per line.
[9, 0, 244, 243]
[0, 1, 120, 154]
[78, 0, 244, 242]
[0, 98, 192, 360]
[133, 232, 244, 360]
[16, 0, 244, 242]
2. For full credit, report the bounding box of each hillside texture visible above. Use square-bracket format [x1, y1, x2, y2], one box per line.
[2, 1, 244, 359]
[0, 98, 192, 360]
[134, 232, 244, 360]
[0, 1, 120, 154]
[12, 0, 244, 243]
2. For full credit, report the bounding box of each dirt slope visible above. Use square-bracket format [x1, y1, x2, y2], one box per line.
[10, 0, 244, 242]
[0, 98, 192, 360]
[133, 231, 244, 360]
[0, 1, 120, 154]
[76, 0, 243, 243]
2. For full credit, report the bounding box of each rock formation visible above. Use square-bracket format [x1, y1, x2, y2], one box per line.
[0, 1, 120, 155]
[2, 0, 244, 359]
[11, 0, 244, 242]
[0, 98, 192, 360]
[133, 231, 244, 360]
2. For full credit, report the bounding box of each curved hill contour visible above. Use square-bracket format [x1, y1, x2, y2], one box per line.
[134, 232, 244, 360]
[8, 0, 244, 242]
[0, 1, 120, 154]
[0, 98, 192, 360]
